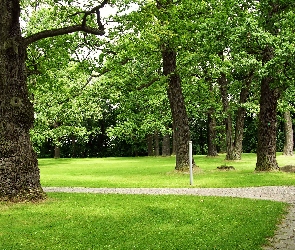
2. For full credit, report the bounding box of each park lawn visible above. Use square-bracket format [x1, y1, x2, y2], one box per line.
[39, 153, 295, 188]
[0, 193, 287, 250]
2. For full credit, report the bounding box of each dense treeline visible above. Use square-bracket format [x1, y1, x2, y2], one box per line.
[34, 111, 294, 158]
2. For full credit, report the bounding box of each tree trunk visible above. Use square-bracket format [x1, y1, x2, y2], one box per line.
[207, 108, 218, 157]
[54, 145, 61, 158]
[172, 130, 176, 155]
[0, 1, 45, 201]
[230, 73, 252, 160]
[154, 131, 160, 156]
[256, 74, 280, 171]
[162, 48, 194, 170]
[162, 133, 171, 156]
[283, 110, 293, 156]
[218, 72, 234, 160]
[147, 134, 154, 156]
[219, 68, 252, 160]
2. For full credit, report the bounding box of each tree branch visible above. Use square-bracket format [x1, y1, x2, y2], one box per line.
[24, 25, 105, 47]
[136, 77, 160, 90]
[24, 0, 109, 47]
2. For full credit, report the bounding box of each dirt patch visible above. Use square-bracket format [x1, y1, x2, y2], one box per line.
[280, 165, 295, 173]
[217, 165, 235, 171]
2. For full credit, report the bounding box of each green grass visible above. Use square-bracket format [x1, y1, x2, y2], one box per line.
[0, 193, 287, 250]
[39, 153, 295, 188]
[1, 153, 293, 249]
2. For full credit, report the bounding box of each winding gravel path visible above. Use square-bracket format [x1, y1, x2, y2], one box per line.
[44, 186, 295, 250]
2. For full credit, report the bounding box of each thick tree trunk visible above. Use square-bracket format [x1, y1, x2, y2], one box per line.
[162, 133, 171, 156]
[0, 1, 45, 201]
[154, 131, 160, 156]
[283, 110, 293, 156]
[207, 108, 218, 157]
[256, 74, 280, 171]
[162, 48, 194, 170]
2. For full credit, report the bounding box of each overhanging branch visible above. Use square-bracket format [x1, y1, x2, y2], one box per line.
[24, 0, 109, 47]
[24, 25, 105, 47]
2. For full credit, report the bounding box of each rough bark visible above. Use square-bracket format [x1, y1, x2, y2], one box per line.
[162, 133, 171, 156]
[0, 1, 45, 201]
[162, 48, 194, 170]
[283, 110, 293, 156]
[256, 1, 283, 171]
[256, 69, 280, 171]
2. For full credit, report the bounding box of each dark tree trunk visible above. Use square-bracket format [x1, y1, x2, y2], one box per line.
[154, 131, 160, 156]
[207, 108, 218, 157]
[283, 110, 293, 156]
[162, 48, 194, 170]
[147, 134, 154, 156]
[256, 73, 280, 171]
[0, 1, 45, 201]
[71, 135, 76, 158]
[53, 121, 60, 158]
[162, 133, 171, 156]
[218, 67, 252, 160]
[218, 72, 234, 160]
[172, 130, 176, 155]
[54, 145, 61, 159]
[255, 3, 287, 171]
[228, 73, 252, 160]
[230, 88, 248, 160]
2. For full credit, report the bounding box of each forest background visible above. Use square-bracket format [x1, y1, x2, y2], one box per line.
[23, 0, 295, 168]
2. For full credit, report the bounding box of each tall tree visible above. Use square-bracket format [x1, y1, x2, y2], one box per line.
[0, 0, 108, 201]
[255, 1, 295, 171]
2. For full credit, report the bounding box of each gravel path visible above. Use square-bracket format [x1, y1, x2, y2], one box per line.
[44, 186, 295, 250]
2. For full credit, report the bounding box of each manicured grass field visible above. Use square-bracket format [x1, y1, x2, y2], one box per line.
[1, 153, 293, 249]
[0, 193, 287, 250]
[39, 153, 295, 188]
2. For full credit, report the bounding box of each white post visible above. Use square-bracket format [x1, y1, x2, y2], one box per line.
[189, 141, 193, 185]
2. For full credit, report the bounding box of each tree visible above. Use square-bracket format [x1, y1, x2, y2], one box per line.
[255, 1, 295, 171]
[0, 0, 108, 201]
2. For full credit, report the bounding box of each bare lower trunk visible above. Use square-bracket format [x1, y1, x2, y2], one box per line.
[154, 131, 160, 156]
[172, 130, 176, 155]
[256, 75, 280, 171]
[207, 108, 218, 157]
[162, 48, 194, 170]
[54, 145, 61, 159]
[0, 0, 45, 201]
[218, 72, 234, 160]
[283, 110, 293, 156]
[147, 134, 154, 156]
[162, 133, 171, 156]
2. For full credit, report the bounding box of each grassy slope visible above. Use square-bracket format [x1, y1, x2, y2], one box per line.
[39, 153, 295, 188]
[0, 154, 293, 249]
[0, 193, 287, 250]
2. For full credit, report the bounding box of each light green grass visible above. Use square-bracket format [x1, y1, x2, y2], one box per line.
[0, 193, 287, 250]
[39, 153, 295, 188]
